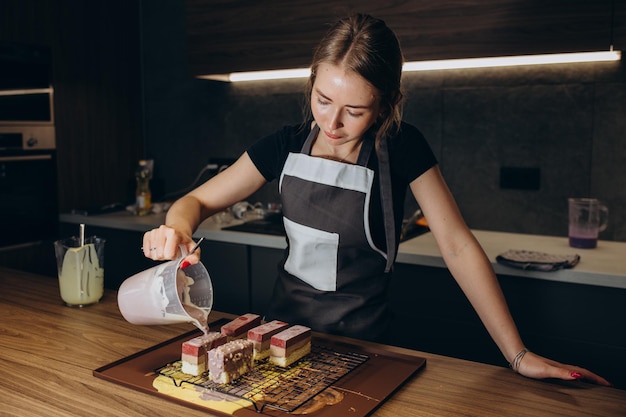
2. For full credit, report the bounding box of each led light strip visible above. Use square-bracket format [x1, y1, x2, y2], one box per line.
[199, 50, 621, 83]
[0, 88, 53, 96]
[403, 50, 621, 71]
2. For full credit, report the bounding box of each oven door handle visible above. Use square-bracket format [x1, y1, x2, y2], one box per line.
[0, 154, 52, 162]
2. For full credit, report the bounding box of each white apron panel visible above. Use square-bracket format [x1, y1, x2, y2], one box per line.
[280, 152, 374, 194]
[283, 216, 339, 292]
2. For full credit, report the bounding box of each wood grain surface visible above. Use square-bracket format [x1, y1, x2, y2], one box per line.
[0, 267, 624, 416]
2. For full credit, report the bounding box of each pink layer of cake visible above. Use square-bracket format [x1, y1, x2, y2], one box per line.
[269, 325, 312, 367]
[208, 339, 254, 384]
[221, 313, 262, 340]
[181, 332, 227, 376]
[247, 320, 289, 360]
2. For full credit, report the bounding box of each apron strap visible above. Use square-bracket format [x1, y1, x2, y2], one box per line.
[356, 132, 374, 166]
[377, 137, 396, 272]
[301, 124, 318, 154]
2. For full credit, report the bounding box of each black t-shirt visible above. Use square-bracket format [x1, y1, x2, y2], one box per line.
[247, 121, 438, 250]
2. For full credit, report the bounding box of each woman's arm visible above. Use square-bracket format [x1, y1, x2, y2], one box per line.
[143, 152, 267, 261]
[410, 165, 610, 386]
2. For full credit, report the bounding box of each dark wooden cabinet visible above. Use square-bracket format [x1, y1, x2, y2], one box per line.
[185, 0, 622, 76]
[388, 263, 626, 390]
[203, 243, 284, 317]
[202, 240, 250, 315]
[250, 246, 285, 316]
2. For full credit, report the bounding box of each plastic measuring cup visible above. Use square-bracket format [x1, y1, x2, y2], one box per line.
[117, 256, 213, 331]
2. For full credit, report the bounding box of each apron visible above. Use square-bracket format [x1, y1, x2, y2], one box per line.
[266, 124, 397, 340]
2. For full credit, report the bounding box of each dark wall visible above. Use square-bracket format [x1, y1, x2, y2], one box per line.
[401, 64, 626, 241]
[0, 0, 143, 213]
[142, 1, 626, 242]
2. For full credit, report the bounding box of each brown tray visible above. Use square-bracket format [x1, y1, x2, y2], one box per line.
[94, 320, 426, 416]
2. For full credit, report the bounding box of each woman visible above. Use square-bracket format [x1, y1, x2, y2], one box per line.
[143, 14, 609, 385]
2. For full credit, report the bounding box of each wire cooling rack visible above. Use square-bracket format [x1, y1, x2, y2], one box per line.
[156, 344, 368, 413]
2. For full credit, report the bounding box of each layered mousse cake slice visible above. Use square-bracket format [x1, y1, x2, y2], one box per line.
[181, 332, 227, 376]
[247, 320, 290, 360]
[269, 325, 312, 367]
[208, 339, 254, 384]
[221, 313, 262, 340]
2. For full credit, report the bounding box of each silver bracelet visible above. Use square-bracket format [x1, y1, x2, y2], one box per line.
[509, 348, 529, 373]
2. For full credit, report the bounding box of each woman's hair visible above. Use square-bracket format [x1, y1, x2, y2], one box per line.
[304, 14, 405, 146]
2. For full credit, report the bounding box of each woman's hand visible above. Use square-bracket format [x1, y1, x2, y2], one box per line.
[517, 350, 611, 386]
[142, 225, 201, 265]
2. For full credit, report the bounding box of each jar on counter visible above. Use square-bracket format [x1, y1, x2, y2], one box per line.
[135, 160, 152, 216]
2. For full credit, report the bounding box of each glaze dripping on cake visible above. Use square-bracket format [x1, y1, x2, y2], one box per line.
[181, 332, 227, 376]
[208, 339, 254, 384]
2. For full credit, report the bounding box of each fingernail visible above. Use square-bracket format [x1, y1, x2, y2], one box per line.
[570, 372, 583, 379]
[180, 261, 190, 269]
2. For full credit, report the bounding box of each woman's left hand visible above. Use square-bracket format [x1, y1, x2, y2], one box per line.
[517, 351, 612, 386]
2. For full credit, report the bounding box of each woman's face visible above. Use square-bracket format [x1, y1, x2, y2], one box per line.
[311, 63, 381, 147]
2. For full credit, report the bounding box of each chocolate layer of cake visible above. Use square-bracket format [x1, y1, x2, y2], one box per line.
[208, 339, 254, 384]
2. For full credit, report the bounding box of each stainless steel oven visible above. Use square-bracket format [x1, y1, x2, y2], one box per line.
[0, 125, 58, 249]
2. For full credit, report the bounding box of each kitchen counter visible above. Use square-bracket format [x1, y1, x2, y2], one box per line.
[60, 211, 626, 289]
[398, 229, 626, 289]
[1, 266, 624, 417]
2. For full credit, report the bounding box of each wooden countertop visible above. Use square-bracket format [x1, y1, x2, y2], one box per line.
[61, 211, 626, 289]
[1, 267, 624, 416]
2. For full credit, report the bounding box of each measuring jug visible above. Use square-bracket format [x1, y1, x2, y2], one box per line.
[568, 198, 609, 249]
[117, 256, 213, 331]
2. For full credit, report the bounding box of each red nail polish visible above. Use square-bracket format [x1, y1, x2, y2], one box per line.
[180, 261, 190, 269]
[570, 372, 582, 379]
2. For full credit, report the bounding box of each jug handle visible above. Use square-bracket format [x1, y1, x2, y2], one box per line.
[599, 204, 609, 232]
